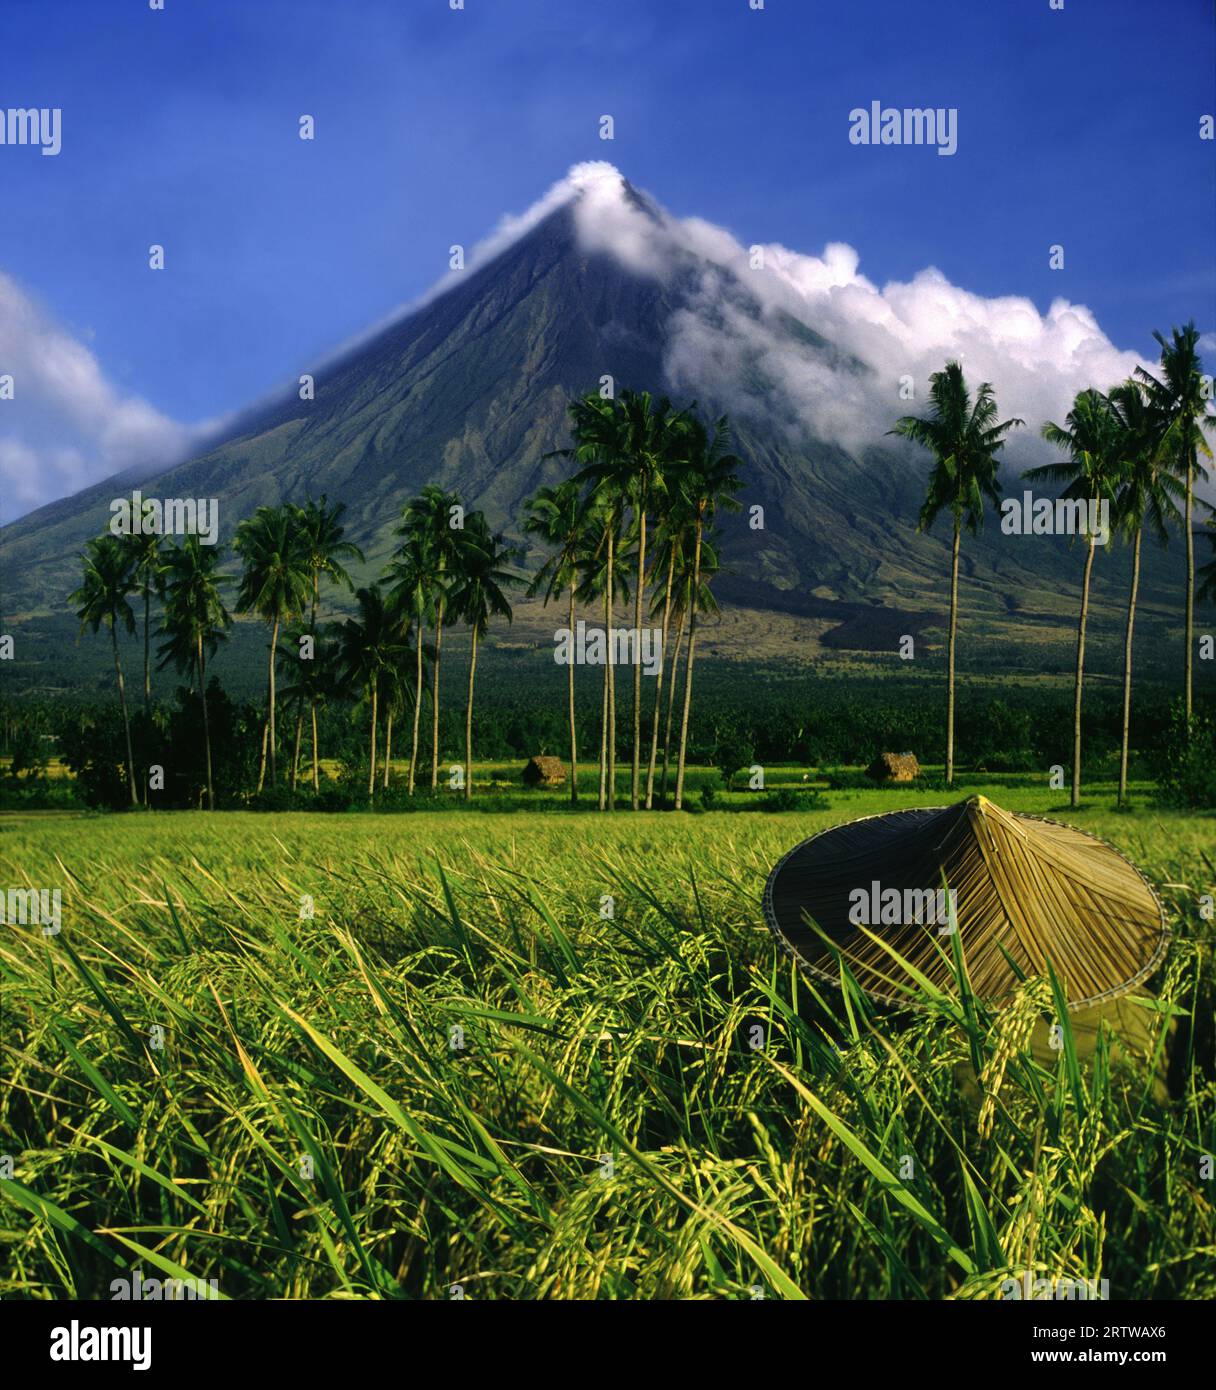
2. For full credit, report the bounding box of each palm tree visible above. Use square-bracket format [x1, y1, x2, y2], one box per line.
[524, 481, 588, 804]
[448, 517, 517, 801]
[71, 535, 139, 806]
[122, 531, 163, 714]
[384, 533, 433, 795]
[158, 537, 230, 809]
[659, 567, 690, 811]
[890, 362, 1023, 786]
[1025, 389, 1125, 807]
[660, 533, 719, 808]
[1135, 323, 1213, 726]
[279, 626, 336, 791]
[673, 414, 743, 810]
[396, 486, 463, 791]
[574, 492, 631, 811]
[334, 585, 401, 801]
[378, 654, 413, 792]
[553, 393, 629, 809]
[1109, 380, 1184, 806]
[377, 581, 417, 793]
[234, 506, 312, 791]
[644, 476, 694, 808]
[296, 496, 363, 788]
[615, 390, 681, 809]
[297, 496, 363, 622]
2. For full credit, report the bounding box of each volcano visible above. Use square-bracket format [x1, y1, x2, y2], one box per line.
[0, 163, 1191, 684]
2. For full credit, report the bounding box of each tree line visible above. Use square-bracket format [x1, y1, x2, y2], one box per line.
[892, 321, 1213, 807]
[68, 389, 744, 810]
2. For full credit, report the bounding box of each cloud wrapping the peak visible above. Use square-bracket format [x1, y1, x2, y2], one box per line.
[560, 164, 1153, 469]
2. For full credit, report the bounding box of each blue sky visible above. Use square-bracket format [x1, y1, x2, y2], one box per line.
[0, 0, 1212, 518]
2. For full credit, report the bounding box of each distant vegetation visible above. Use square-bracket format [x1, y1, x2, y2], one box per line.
[3, 673, 1212, 813]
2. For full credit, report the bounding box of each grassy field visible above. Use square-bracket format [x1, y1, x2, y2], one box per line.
[1, 779, 1213, 1299]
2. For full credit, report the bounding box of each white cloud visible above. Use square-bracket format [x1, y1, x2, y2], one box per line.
[559, 165, 1156, 472]
[0, 272, 205, 524]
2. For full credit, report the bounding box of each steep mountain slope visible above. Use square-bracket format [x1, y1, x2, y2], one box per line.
[0, 169, 1197, 685]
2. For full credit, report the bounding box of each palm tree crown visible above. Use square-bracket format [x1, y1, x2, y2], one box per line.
[158, 538, 231, 675]
[893, 361, 1023, 534]
[1136, 322, 1212, 495]
[524, 481, 586, 603]
[72, 535, 137, 641]
[1109, 381, 1184, 545]
[296, 495, 364, 619]
[234, 506, 312, 623]
[1028, 388, 1125, 514]
[449, 519, 517, 638]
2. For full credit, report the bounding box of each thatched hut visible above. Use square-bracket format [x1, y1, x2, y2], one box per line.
[522, 755, 566, 788]
[867, 751, 920, 783]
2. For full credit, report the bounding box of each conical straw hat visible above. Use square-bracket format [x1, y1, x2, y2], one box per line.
[762, 796, 1169, 1009]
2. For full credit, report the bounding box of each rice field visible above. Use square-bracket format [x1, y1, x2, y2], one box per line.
[1, 781, 1213, 1299]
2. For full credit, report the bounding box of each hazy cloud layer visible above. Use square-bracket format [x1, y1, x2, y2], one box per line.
[0, 273, 202, 524]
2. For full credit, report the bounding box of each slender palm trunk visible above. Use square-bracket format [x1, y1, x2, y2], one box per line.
[143, 585, 151, 713]
[409, 623, 424, 795]
[308, 584, 319, 792]
[430, 598, 445, 790]
[1185, 461, 1194, 729]
[112, 626, 138, 806]
[631, 509, 646, 810]
[382, 710, 393, 790]
[598, 632, 608, 812]
[674, 515, 704, 810]
[1070, 535, 1096, 808]
[946, 517, 960, 787]
[290, 703, 304, 792]
[267, 615, 280, 785]
[661, 605, 687, 808]
[567, 583, 579, 804]
[140, 583, 151, 806]
[645, 548, 675, 808]
[606, 524, 616, 811]
[1118, 528, 1143, 806]
[464, 627, 478, 802]
[256, 616, 280, 793]
[198, 637, 214, 810]
[367, 682, 378, 801]
[310, 701, 320, 791]
[257, 722, 269, 794]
